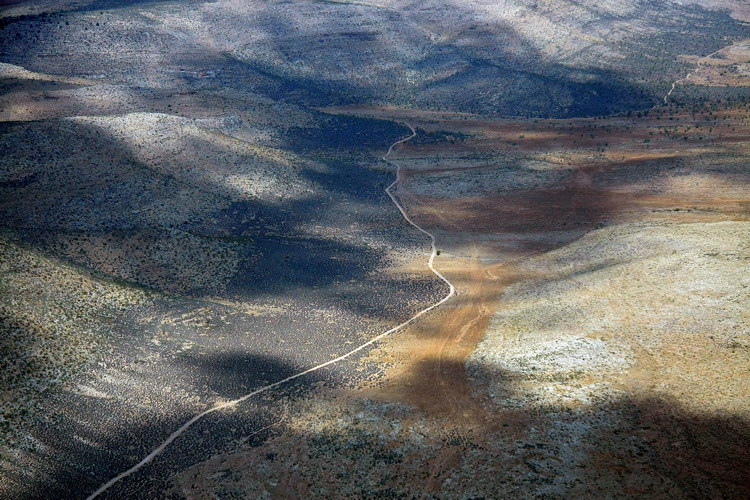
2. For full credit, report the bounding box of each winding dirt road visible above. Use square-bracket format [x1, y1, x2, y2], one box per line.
[661, 46, 726, 105]
[86, 123, 455, 499]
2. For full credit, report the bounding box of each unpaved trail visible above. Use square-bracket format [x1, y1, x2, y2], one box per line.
[86, 123, 455, 499]
[362, 242, 535, 426]
[406, 249, 492, 421]
[661, 46, 727, 105]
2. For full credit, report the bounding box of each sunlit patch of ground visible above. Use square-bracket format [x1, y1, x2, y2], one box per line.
[0, 235, 150, 448]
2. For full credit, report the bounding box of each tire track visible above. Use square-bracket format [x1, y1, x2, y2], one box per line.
[87, 122, 455, 499]
[661, 46, 726, 105]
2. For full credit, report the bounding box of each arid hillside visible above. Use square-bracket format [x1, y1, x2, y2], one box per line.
[0, 0, 748, 498]
[2, 0, 750, 116]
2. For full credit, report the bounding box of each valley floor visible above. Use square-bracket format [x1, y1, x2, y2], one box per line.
[1, 1, 749, 495]
[169, 106, 750, 498]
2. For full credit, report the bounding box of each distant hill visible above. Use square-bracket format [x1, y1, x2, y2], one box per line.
[1, 0, 749, 117]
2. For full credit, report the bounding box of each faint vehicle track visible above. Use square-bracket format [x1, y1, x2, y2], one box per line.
[661, 46, 726, 105]
[87, 123, 455, 499]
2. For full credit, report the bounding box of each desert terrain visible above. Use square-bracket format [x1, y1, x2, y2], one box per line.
[1, 0, 749, 498]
